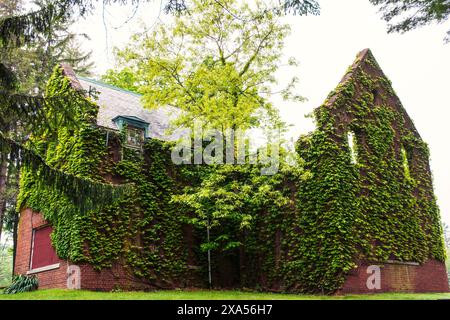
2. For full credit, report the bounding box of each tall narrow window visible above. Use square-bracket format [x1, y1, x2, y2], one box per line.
[30, 225, 59, 270]
[347, 131, 358, 164]
[401, 146, 410, 178]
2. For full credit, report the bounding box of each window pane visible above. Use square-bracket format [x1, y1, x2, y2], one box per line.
[126, 127, 144, 147]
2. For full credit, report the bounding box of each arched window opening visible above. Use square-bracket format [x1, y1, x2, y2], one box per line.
[347, 131, 358, 164]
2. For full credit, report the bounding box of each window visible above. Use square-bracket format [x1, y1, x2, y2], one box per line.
[401, 146, 410, 178]
[30, 226, 59, 270]
[126, 126, 145, 148]
[112, 115, 150, 149]
[347, 131, 358, 164]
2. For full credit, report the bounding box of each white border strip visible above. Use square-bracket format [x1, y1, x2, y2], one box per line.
[27, 263, 60, 275]
[386, 260, 420, 266]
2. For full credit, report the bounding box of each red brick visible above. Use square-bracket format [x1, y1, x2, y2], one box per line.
[340, 260, 449, 294]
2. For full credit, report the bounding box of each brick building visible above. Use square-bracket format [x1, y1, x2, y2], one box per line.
[14, 49, 449, 293]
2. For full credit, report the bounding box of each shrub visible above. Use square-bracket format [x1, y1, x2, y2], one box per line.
[3, 275, 38, 294]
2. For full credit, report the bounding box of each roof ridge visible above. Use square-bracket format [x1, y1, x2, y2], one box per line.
[60, 63, 84, 91]
[76, 76, 143, 97]
[323, 49, 381, 105]
[335, 48, 372, 87]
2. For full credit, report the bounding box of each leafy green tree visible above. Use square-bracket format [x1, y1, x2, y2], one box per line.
[174, 155, 306, 252]
[103, 0, 317, 286]
[370, 0, 450, 41]
[173, 151, 309, 287]
[103, 0, 312, 133]
[102, 66, 140, 92]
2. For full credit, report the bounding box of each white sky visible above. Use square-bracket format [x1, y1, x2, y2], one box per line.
[74, 0, 450, 225]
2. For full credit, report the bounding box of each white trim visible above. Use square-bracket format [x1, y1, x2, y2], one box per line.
[29, 229, 36, 270]
[27, 263, 60, 275]
[386, 260, 420, 266]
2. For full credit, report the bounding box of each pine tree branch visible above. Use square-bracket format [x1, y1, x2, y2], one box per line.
[0, 133, 132, 214]
[0, 89, 88, 133]
[0, 0, 90, 48]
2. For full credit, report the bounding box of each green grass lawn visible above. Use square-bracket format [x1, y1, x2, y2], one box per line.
[0, 289, 450, 300]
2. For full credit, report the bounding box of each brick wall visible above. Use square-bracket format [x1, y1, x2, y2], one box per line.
[16, 209, 450, 293]
[14, 208, 69, 289]
[79, 264, 154, 291]
[15, 209, 156, 291]
[340, 260, 449, 294]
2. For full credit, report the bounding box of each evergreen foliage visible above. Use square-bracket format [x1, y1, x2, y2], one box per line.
[370, 0, 450, 41]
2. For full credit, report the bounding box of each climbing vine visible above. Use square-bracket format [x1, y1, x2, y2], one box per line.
[290, 50, 446, 293]
[17, 66, 193, 288]
[17, 54, 446, 293]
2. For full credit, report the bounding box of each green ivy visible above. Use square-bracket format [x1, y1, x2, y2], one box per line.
[17, 66, 192, 287]
[290, 51, 446, 293]
[17, 56, 446, 294]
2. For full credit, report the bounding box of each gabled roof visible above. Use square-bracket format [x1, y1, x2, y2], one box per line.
[322, 48, 421, 139]
[60, 64, 185, 141]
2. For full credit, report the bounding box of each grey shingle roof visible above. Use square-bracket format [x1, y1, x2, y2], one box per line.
[76, 76, 185, 141]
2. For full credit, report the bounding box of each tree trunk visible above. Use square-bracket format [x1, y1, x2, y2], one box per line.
[0, 201, 5, 243]
[11, 212, 18, 278]
[0, 155, 8, 243]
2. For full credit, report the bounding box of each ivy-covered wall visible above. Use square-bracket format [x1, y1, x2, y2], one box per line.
[17, 50, 447, 294]
[17, 66, 200, 288]
[291, 49, 446, 293]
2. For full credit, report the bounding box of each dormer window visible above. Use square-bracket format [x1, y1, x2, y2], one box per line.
[112, 115, 150, 149]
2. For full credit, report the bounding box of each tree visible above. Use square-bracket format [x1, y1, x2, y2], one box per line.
[370, 0, 450, 41]
[30, 0, 94, 88]
[0, 0, 23, 16]
[102, 0, 318, 286]
[173, 151, 308, 287]
[0, 0, 132, 248]
[103, 0, 308, 135]
[63, 37, 94, 76]
[102, 0, 319, 287]
[1, 0, 94, 94]
[102, 66, 140, 92]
